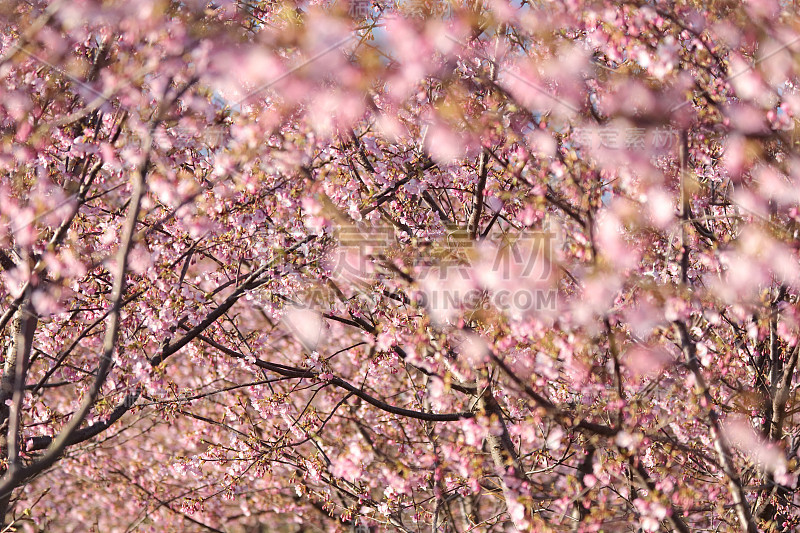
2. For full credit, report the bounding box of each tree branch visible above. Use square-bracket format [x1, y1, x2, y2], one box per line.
[0, 127, 151, 504]
[192, 332, 474, 422]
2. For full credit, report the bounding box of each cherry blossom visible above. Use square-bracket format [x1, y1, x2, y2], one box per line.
[0, 0, 799, 531]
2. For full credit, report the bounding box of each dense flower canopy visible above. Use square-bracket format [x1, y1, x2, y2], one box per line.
[1, 0, 800, 531]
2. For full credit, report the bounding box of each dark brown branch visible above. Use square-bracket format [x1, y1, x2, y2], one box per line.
[487, 349, 618, 438]
[193, 332, 474, 422]
[0, 125, 151, 503]
[630, 460, 691, 533]
[674, 321, 758, 533]
[149, 236, 315, 368]
[112, 469, 225, 533]
[468, 149, 490, 238]
[0, 251, 15, 272]
[27, 391, 141, 452]
[7, 302, 37, 467]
